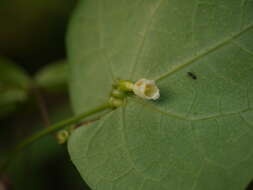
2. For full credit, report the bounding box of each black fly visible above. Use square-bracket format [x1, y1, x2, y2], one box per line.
[187, 72, 197, 80]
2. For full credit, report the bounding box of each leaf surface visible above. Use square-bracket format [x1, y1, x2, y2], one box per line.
[67, 0, 253, 189]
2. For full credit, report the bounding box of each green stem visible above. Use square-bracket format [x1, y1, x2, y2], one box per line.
[0, 103, 111, 174]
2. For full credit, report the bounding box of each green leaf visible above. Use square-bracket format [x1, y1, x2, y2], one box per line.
[0, 57, 30, 88]
[35, 60, 68, 92]
[67, 0, 253, 189]
[0, 57, 31, 117]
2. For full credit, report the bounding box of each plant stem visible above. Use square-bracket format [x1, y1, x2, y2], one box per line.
[0, 103, 111, 174]
[32, 85, 50, 127]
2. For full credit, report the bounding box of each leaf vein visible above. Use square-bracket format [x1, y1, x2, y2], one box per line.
[132, 97, 253, 121]
[130, 0, 165, 79]
[120, 107, 157, 181]
[155, 24, 253, 82]
[232, 41, 253, 57]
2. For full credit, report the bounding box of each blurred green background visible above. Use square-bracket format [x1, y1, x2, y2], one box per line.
[0, 0, 90, 189]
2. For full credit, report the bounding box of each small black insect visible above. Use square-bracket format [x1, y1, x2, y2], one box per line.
[187, 72, 197, 80]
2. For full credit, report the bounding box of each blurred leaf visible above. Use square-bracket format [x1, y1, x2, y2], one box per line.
[35, 60, 68, 93]
[0, 89, 27, 118]
[0, 57, 31, 118]
[0, 57, 30, 88]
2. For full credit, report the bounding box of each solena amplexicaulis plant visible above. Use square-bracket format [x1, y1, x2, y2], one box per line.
[0, 78, 160, 173]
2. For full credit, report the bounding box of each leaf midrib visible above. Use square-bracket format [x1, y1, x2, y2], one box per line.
[154, 23, 253, 82]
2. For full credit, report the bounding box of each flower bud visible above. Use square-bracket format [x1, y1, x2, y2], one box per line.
[118, 80, 134, 91]
[56, 130, 69, 144]
[108, 97, 124, 108]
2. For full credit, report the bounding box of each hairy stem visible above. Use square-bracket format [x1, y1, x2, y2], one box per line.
[0, 103, 111, 174]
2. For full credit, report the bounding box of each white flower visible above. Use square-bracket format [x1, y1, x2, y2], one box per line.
[133, 79, 160, 100]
